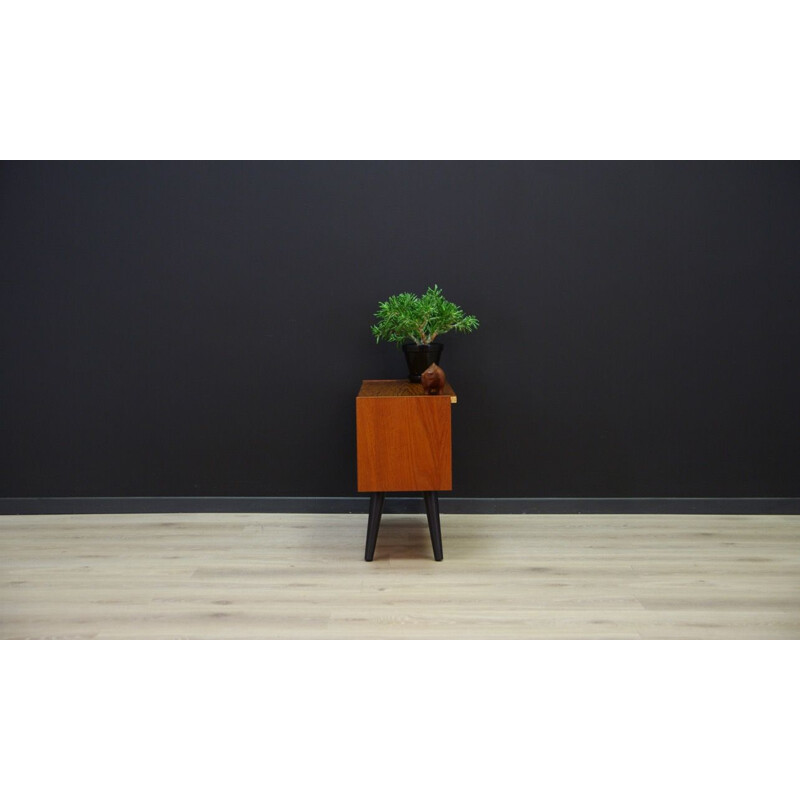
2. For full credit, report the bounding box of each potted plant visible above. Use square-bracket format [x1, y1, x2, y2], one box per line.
[371, 285, 479, 381]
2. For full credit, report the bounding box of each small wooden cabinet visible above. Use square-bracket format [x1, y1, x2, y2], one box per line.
[356, 380, 457, 561]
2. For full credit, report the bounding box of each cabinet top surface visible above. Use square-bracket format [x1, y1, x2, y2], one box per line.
[358, 380, 457, 403]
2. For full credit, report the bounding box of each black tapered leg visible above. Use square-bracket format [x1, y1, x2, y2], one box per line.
[424, 491, 443, 561]
[365, 492, 385, 561]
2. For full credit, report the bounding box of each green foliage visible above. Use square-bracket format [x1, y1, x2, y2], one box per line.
[371, 285, 479, 346]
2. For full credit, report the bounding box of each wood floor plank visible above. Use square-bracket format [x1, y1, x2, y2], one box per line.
[1, 513, 798, 639]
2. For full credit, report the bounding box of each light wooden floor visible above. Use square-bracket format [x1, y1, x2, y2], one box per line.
[1, 513, 798, 639]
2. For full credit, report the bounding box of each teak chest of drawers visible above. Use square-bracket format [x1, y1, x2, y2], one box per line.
[356, 379, 457, 561]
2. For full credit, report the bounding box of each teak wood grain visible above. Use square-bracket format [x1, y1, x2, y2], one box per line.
[357, 379, 457, 402]
[357, 380, 453, 492]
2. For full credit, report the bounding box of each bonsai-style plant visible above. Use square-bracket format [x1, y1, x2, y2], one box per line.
[371, 285, 479, 382]
[371, 285, 479, 346]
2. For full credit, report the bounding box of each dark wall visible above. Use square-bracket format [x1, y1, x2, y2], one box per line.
[2, 161, 799, 499]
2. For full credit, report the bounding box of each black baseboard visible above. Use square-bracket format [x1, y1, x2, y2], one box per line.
[1, 496, 799, 515]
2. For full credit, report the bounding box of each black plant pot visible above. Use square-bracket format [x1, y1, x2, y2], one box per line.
[403, 343, 443, 382]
